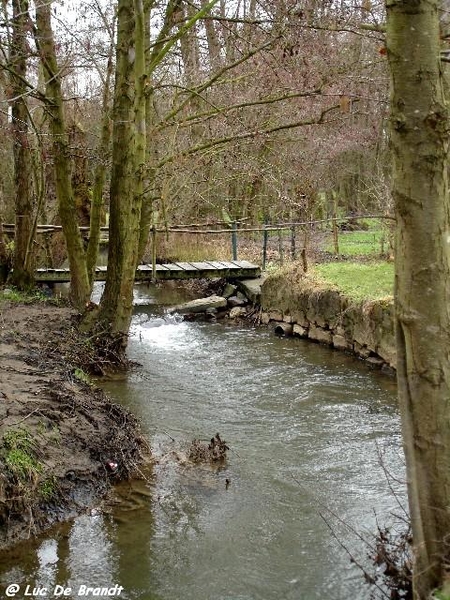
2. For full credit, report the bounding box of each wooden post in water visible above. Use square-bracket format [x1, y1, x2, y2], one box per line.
[231, 221, 238, 261]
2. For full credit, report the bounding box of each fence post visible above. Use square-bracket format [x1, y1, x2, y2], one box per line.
[231, 221, 238, 261]
[278, 229, 284, 265]
[151, 224, 157, 282]
[332, 193, 339, 255]
[262, 221, 268, 270]
[291, 225, 296, 260]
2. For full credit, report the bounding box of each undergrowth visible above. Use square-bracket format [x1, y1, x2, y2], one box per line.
[0, 286, 64, 306]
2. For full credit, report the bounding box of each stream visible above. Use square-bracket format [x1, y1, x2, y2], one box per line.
[0, 283, 406, 600]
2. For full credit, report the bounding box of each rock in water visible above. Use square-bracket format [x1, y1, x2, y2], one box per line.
[168, 295, 227, 315]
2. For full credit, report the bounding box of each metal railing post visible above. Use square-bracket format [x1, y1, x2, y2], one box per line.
[231, 221, 238, 261]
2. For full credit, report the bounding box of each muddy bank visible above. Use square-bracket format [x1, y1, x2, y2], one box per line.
[0, 301, 148, 550]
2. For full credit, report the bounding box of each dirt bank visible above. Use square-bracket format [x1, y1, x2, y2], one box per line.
[0, 300, 149, 550]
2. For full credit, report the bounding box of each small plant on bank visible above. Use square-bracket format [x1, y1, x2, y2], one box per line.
[433, 588, 450, 600]
[3, 428, 43, 482]
[39, 476, 58, 501]
[73, 367, 91, 385]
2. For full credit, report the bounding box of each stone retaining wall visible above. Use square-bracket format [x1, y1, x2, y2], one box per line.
[172, 274, 396, 373]
[241, 276, 396, 373]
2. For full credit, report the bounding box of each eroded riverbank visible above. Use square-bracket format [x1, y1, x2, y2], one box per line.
[0, 301, 148, 550]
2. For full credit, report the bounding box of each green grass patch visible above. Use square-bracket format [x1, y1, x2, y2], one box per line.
[39, 476, 57, 501]
[3, 428, 42, 481]
[326, 230, 389, 256]
[74, 368, 91, 385]
[0, 287, 49, 304]
[313, 261, 394, 302]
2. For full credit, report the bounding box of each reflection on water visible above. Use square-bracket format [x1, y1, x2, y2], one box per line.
[0, 284, 405, 600]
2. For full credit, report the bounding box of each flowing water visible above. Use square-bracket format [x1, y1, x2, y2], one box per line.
[0, 283, 406, 600]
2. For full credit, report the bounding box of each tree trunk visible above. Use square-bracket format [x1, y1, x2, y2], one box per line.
[386, 1, 450, 597]
[96, 0, 144, 347]
[34, 1, 90, 309]
[201, 0, 222, 71]
[138, 0, 154, 261]
[86, 49, 114, 285]
[9, 0, 34, 289]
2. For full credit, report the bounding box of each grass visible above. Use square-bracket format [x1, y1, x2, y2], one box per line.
[325, 230, 389, 256]
[39, 476, 57, 501]
[313, 261, 394, 302]
[3, 428, 42, 481]
[0, 287, 50, 304]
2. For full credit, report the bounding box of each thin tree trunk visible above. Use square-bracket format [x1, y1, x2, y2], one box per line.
[34, 1, 90, 309]
[386, 1, 450, 597]
[86, 48, 114, 285]
[138, 0, 154, 261]
[201, 0, 222, 71]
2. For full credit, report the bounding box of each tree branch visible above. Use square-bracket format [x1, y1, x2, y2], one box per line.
[157, 103, 340, 168]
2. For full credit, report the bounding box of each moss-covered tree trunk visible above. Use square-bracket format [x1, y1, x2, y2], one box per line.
[138, 0, 156, 261]
[96, 0, 145, 347]
[34, 1, 90, 309]
[9, 0, 34, 289]
[386, 1, 450, 597]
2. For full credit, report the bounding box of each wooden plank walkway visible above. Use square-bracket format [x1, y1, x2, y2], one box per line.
[35, 260, 261, 283]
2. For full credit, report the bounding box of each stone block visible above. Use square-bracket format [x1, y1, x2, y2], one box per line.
[293, 324, 308, 337]
[332, 334, 351, 351]
[223, 283, 237, 298]
[354, 342, 370, 359]
[261, 312, 271, 325]
[269, 310, 283, 322]
[229, 307, 247, 319]
[308, 325, 332, 345]
[228, 295, 246, 307]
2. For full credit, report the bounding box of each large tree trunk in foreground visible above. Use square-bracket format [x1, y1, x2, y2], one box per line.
[9, 0, 34, 289]
[35, 1, 90, 309]
[386, 1, 450, 597]
[96, 0, 144, 347]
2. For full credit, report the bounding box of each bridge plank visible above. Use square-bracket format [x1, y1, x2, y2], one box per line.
[161, 263, 185, 271]
[215, 261, 241, 269]
[190, 261, 220, 270]
[204, 261, 229, 269]
[233, 260, 256, 268]
[34, 260, 260, 283]
[173, 262, 199, 271]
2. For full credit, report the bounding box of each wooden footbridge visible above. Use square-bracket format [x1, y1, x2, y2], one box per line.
[35, 260, 260, 283]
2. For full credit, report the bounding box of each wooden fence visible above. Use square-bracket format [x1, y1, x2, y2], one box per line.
[2, 214, 395, 269]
